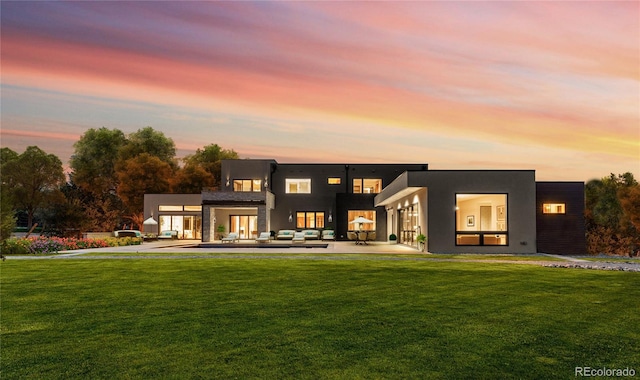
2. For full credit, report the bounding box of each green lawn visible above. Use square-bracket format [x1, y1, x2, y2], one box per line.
[2, 258, 638, 379]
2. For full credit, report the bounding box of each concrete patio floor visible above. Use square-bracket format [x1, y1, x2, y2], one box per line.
[52, 240, 421, 256]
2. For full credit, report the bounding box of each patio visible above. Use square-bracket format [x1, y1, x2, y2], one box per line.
[55, 240, 420, 256]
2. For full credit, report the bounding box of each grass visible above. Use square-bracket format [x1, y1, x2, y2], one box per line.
[2, 258, 639, 379]
[580, 257, 640, 262]
[78, 251, 568, 261]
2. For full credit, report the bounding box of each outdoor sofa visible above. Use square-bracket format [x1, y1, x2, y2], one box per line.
[301, 230, 320, 240]
[157, 230, 178, 240]
[276, 230, 295, 240]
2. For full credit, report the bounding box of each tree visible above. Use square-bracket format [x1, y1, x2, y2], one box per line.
[0, 148, 19, 241]
[585, 172, 639, 256]
[171, 164, 215, 193]
[116, 153, 173, 229]
[618, 185, 640, 233]
[183, 144, 239, 189]
[38, 183, 93, 237]
[69, 128, 128, 231]
[119, 127, 177, 169]
[70, 127, 127, 195]
[1, 146, 65, 229]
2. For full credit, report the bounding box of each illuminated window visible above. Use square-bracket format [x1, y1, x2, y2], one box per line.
[183, 205, 202, 212]
[286, 179, 311, 194]
[296, 212, 324, 228]
[347, 210, 376, 231]
[353, 179, 382, 193]
[233, 179, 261, 192]
[328, 178, 341, 185]
[159, 205, 183, 211]
[543, 203, 566, 214]
[455, 194, 508, 246]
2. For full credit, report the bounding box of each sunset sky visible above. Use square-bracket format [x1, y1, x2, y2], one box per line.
[1, 1, 638, 182]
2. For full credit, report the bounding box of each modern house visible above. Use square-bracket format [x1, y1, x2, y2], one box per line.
[144, 159, 586, 255]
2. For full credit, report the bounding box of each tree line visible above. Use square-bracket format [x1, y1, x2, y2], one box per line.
[0, 127, 638, 255]
[1, 126, 238, 238]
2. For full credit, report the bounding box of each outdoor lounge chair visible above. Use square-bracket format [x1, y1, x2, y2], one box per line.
[221, 232, 239, 243]
[321, 230, 335, 240]
[291, 232, 306, 243]
[255, 232, 271, 243]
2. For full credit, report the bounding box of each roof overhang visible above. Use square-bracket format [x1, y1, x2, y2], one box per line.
[374, 171, 428, 207]
[374, 186, 423, 207]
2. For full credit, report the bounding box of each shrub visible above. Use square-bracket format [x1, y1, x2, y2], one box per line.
[0, 236, 141, 255]
[1, 238, 32, 255]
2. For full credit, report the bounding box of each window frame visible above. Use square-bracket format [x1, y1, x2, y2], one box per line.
[455, 193, 509, 246]
[352, 178, 382, 194]
[296, 211, 325, 229]
[285, 178, 312, 194]
[233, 179, 262, 192]
[543, 203, 566, 214]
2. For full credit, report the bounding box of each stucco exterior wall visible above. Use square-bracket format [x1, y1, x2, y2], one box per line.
[422, 171, 537, 253]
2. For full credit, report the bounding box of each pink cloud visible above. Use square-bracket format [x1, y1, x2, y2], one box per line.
[1, 1, 637, 181]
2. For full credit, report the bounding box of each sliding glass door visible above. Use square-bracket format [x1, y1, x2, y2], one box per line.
[230, 215, 258, 239]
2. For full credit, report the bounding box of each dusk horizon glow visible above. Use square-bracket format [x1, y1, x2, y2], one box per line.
[1, 1, 638, 182]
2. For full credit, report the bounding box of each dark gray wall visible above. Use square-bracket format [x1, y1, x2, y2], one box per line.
[420, 171, 537, 253]
[221, 161, 427, 238]
[269, 163, 426, 238]
[221, 159, 277, 191]
[536, 182, 586, 255]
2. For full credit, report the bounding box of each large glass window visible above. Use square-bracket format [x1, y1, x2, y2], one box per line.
[286, 179, 311, 194]
[347, 210, 376, 231]
[296, 212, 325, 229]
[399, 205, 419, 246]
[159, 215, 202, 239]
[230, 215, 258, 239]
[353, 179, 382, 194]
[233, 179, 261, 192]
[456, 194, 508, 246]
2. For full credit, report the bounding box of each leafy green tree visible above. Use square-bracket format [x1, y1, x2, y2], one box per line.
[1, 146, 65, 229]
[70, 127, 127, 194]
[183, 144, 239, 189]
[0, 148, 19, 242]
[119, 127, 177, 169]
[69, 127, 127, 231]
[116, 153, 173, 229]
